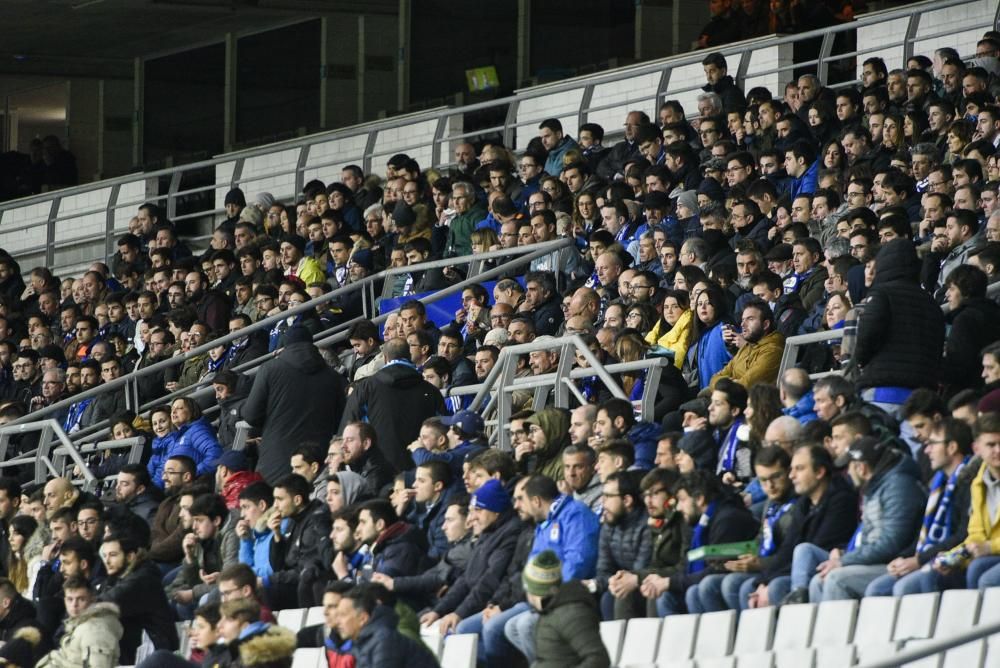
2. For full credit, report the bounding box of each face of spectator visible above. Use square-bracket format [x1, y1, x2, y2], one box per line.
[563, 451, 593, 493]
[100, 540, 128, 577]
[63, 587, 91, 619]
[538, 126, 561, 151]
[528, 350, 557, 375]
[474, 351, 495, 379]
[340, 425, 369, 465]
[437, 336, 463, 363]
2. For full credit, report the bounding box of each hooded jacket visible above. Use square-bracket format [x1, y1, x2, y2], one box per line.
[523, 408, 572, 482]
[366, 521, 426, 579]
[433, 508, 523, 619]
[709, 330, 786, 390]
[943, 461, 1000, 562]
[266, 499, 331, 591]
[340, 361, 447, 474]
[854, 239, 945, 390]
[172, 417, 223, 478]
[646, 309, 693, 370]
[242, 341, 349, 483]
[941, 297, 1000, 394]
[146, 431, 178, 488]
[37, 602, 123, 668]
[595, 507, 652, 592]
[841, 449, 927, 567]
[351, 604, 437, 668]
[222, 470, 265, 510]
[628, 421, 663, 471]
[534, 580, 611, 668]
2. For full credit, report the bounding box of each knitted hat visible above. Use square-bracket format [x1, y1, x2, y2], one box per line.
[522, 549, 563, 597]
[470, 478, 511, 513]
[38, 344, 66, 365]
[349, 249, 374, 273]
[393, 201, 416, 228]
[677, 190, 699, 214]
[284, 325, 312, 346]
[254, 192, 276, 210]
[765, 243, 793, 261]
[240, 206, 263, 226]
[283, 234, 306, 254]
[697, 177, 725, 203]
[643, 191, 670, 211]
[482, 327, 509, 347]
[225, 188, 247, 208]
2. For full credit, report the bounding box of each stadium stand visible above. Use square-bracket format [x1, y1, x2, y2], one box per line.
[0, 0, 996, 666]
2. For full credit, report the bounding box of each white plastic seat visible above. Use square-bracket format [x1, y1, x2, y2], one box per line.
[811, 599, 858, 647]
[618, 617, 661, 666]
[942, 639, 986, 668]
[735, 651, 774, 668]
[856, 641, 902, 664]
[894, 592, 941, 642]
[814, 644, 856, 668]
[440, 633, 477, 668]
[694, 610, 736, 658]
[980, 587, 1000, 620]
[600, 620, 626, 666]
[901, 638, 940, 668]
[935, 589, 982, 637]
[734, 606, 777, 654]
[772, 603, 817, 650]
[697, 658, 736, 668]
[304, 605, 325, 628]
[657, 614, 700, 662]
[277, 607, 307, 632]
[657, 661, 696, 668]
[419, 624, 444, 659]
[854, 596, 900, 648]
[773, 647, 816, 668]
[290, 648, 323, 668]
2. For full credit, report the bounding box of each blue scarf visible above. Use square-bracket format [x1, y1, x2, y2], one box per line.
[688, 501, 718, 574]
[717, 418, 745, 474]
[759, 497, 796, 556]
[918, 457, 969, 552]
[63, 398, 93, 433]
[782, 267, 814, 294]
[846, 522, 863, 552]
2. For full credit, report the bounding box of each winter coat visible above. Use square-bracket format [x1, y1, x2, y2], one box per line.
[943, 462, 1000, 561]
[709, 330, 785, 390]
[366, 521, 426, 578]
[854, 239, 945, 390]
[217, 384, 252, 449]
[595, 508, 652, 592]
[941, 297, 1000, 393]
[221, 470, 264, 510]
[348, 446, 395, 500]
[668, 495, 758, 595]
[242, 341, 348, 483]
[646, 309, 693, 370]
[351, 604, 438, 668]
[491, 523, 536, 610]
[530, 495, 601, 580]
[543, 136, 580, 177]
[173, 417, 223, 478]
[340, 361, 447, 474]
[266, 499, 331, 590]
[628, 421, 662, 471]
[760, 475, 858, 583]
[788, 160, 819, 199]
[694, 323, 732, 390]
[702, 75, 746, 113]
[37, 602, 123, 668]
[0, 594, 41, 643]
[411, 440, 487, 492]
[597, 139, 639, 181]
[523, 408, 572, 482]
[783, 393, 818, 424]
[405, 488, 456, 562]
[841, 450, 927, 567]
[393, 534, 473, 599]
[167, 517, 240, 600]
[433, 509, 523, 619]
[146, 431, 179, 488]
[635, 511, 689, 580]
[148, 491, 185, 563]
[447, 202, 489, 257]
[533, 580, 611, 668]
[529, 294, 566, 336]
[97, 558, 178, 663]
[239, 506, 280, 579]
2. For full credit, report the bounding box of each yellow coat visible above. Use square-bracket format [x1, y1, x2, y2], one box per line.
[949, 462, 1000, 558]
[645, 309, 693, 370]
[709, 330, 786, 390]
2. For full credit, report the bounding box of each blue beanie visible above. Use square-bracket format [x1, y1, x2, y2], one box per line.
[471, 479, 511, 513]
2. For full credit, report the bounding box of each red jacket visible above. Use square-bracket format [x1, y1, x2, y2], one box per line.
[222, 470, 264, 509]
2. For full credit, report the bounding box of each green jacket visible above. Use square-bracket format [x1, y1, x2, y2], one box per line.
[635, 510, 688, 580]
[447, 202, 487, 256]
[533, 580, 610, 668]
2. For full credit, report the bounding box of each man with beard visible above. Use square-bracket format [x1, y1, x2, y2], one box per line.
[634, 468, 686, 616]
[581, 472, 651, 621]
[184, 270, 231, 333]
[638, 471, 756, 616]
[148, 455, 200, 566]
[711, 298, 785, 389]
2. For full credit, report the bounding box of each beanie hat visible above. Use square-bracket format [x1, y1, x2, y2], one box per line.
[38, 344, 66, 366]
[284, 325, 312, 346]
[522, 549, 563, 597]
[393, 201, 416, 228]
[255, 192, 276, 211]
[0, 626, 41, 667]
[470, 478, 511, 513]
[284, 234, 306, 254]
[225, 188, 247, 208]
[697, 177, 725, 203]
[677, 190, 699, 214]
[240, 206, 263, 226]
[349, 249, 374, 273]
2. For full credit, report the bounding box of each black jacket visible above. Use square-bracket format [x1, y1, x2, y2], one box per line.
[490, 523, 535, 610]
[0, 594, 41, 643]
[97, 558, 178, 663]
[854, 239, 945, 390]
[941, 297, 1000, 394]
[340, 362, 447, 473]
[668, 494, 758, 595]
[369, 521, 426, 579]
[530, 295, 565, 336]
[433, 509, 523, 619]
[242, 341, 348, 483]
[268, 499, 332, 589]
[349, 446, 395, 500]
[703, 76, 746, 114]
[352, 604, 437, 668]
[596, 139, 639, 181]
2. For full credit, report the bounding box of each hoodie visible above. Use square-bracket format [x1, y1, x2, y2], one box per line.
[523, 408, 572, 482]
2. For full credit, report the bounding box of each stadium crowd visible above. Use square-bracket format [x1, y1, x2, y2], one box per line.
[0, 23, 997, 668]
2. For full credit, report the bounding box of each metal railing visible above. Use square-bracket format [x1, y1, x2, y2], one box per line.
[1, 0, 994, 277]
[858, 618, 1000, 668]
[13, 239, 572, 444]
[0, 420, 103, 491]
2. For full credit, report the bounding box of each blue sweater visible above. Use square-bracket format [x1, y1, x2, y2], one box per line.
[530, 494, 600, 580]
[696, 323, 733, 389]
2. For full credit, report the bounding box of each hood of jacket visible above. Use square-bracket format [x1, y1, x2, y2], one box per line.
[223, 470, 265, 510]
[524, 407, 571, 459]
[872, 238, 920, 286]
[254, 505, 280, 534]
[65, 601, 123, 634]
[541, 579, 599, 615]
[278, 341, 327, 374]
[629, 421, 661, 445]
[865, 447, 921, 495]
[333, 470, 366, 505]
[375, 361, 425, 388]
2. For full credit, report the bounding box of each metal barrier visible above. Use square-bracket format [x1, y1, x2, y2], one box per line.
[0, 420, 101, 491]
[0, 0, 994, 277]
[858, 618, 1000, 668]
[16, 239, 572, 446]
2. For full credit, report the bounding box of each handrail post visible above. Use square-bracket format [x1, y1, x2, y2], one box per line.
[46, 198, 60, 268]
[105, 184, 121, 260]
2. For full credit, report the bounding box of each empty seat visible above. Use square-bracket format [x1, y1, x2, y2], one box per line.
[600, 620, 626, 666]
[814, 644, 856, 668]
[935, 590, 982, 638]
[854, 596, 901, 648]
[734, 606, 777, 654]
[773, 647, 816, 668]
[735, 651, 774, 668]
[694, 610, 737, 658]
[698, 658, 736, 668]
[894, 592, 941, 642]
[290, 648, 324, 668]
[901, 638, 940, 668]
[657, 661, 696, 668]
[618, 617, 661, 666]
[856, 641, 902, 664]
[657, 614, 700, 663]
[980, 587, 1000, 620]
[277, 607, 307, 632]
[943, 639, 986, 668]
[440, 633, 477, 668]
[772, 603, 817, 650]
[420, 625, 444, 659]
[811, 600, 858, 647]
[304, 606, 325, 628]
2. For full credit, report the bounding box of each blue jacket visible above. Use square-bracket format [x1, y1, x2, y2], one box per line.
[530, 494, 600, 580]
[239, 510, 287, 579]
[841, 451, 927, 567]
[783, 393, 818, 424]
[628, 421, 662, 471]
[147, 432, 179, 488]
[544, 136, 579, 176]
[696, 323, 732, 390]
[788, 159, 819, 199]
[173, 417, 223, 478]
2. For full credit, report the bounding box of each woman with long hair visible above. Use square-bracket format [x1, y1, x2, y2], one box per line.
[6, 515, 38, 594]
[573, 191, 601, 236]
[646, 289, 694, 369]
[685, 282, 734, 390]
[881, 113, 905, 152]
[904, 111, 930, 148]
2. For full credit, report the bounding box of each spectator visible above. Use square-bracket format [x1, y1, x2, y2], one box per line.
[166, 493, 238, 619]
[710, 298, 785, 389]
[779, 367, 818, 423]
[335, 586, 437, 668]
[37, 576, 121, 668]
[264, 474, 331, 609]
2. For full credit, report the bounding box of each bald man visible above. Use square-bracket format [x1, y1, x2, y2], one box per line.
[763, 416, 805, 455]
[567, 287, 601, 325]
[43, 477, 80, 520]
[780, 367, 818, 424]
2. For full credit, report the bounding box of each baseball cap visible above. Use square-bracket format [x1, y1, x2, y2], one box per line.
[441, 410, 484, 435]
[834, 435, 883, 468]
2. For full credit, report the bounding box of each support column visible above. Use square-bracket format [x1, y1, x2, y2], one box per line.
[320, 15, 361, 129]
[133, 57, 143, 167]
[68, 80, 100, 182]
[517, 0, 531, 87]
[223, 32, 237, 153]
[397, 0, 410, 112]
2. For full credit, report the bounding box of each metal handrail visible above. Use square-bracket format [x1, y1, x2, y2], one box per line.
[1, 0, 995, 276]
[10, 239, 571, 430]
[0, 420, 100, 491]
[858, 618, 1000, 668]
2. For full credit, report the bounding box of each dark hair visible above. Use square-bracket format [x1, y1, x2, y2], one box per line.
[606, 470, 641, 508]
[755, 445, 791, 470]
[189, 494, 228, 522]
[359, 498, 398, 527]
[522, 474, 560, 502]
[673, 470, 721, 502]
[598, 397, 636, 431]
[714, 378, 748, 411]
[417, 460, 453, 489]
[238, 481, 273, 507]
[60, 536, 96, 568]
[794, 444, 834, 479]
[936, 417, 974, 457]
[273, 474, 312, 504]
[945, 264, 988, 299]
